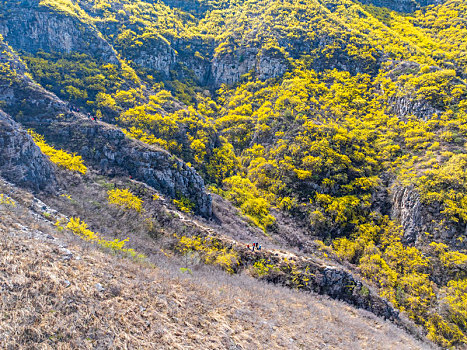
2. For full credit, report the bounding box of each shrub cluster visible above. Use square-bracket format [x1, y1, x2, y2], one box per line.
[28, 130, 87, 174]
[107, 188, 143, 213]
[176, 235, 239, 273]
[57, 217, 145, 260]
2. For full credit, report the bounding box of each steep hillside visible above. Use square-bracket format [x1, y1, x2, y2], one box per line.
[0, 181, 431, 349]
[1, 0, 467, 347]
[0, 37, 212, 217]
[0, 110, 57, 192]
[359, 0, 444, 12]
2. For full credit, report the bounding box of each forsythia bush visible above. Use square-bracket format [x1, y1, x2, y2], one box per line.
[332, 219, 467, 346]
[0, 194, 16, 207]
[28, 130, 87, 174]
[107, 188, 143, 213]
[176, 235, 239, 273]
[221, 176, 276, 231]
[59, 217, 145, 260]
[173, 196, 195, 213]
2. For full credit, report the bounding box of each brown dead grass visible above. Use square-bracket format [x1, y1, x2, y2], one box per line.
[0, 190, 434, 350]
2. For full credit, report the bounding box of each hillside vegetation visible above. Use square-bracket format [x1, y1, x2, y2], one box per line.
[0, 178, 431, 349]
[0, 0, 467, 347]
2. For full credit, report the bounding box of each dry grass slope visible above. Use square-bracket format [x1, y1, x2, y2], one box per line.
[0, 183, 433, 349]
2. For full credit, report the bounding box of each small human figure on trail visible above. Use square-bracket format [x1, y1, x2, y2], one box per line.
[252, 243, 255, 252]
[258, 245, 261, 251]
[247, 244, 250, 250]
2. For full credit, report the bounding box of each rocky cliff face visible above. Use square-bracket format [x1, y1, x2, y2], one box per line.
[211, 47, 288, 86]
[128, 40, 177, 78]
[212, 49, 258, 86]
[358, 0, 445, 13]
[0, 110, 57, 193]
[38, 119, 213, 218]
[391, 185, 465, 248]
[391, 186, 424, 244]
[0, 1, 119, 64]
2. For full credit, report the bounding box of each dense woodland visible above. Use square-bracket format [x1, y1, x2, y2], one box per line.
[2, 0, 467, 346]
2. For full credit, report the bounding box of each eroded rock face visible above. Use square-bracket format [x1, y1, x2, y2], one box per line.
[316, 267, 397, 320]
[0, 1, 118, 63]
[44, 121, 212, 218]
[212, 49, 258, 86]
[358, 0, 444, 13]
[124, 38, 177, 78]
[391, 186, 423, 244]
[390, 185, 465, 248]
[389, 95, 441, 120]
[212, 48, 288, 86]
[0, 110, 56, 193]
[257, 53, 288, 81]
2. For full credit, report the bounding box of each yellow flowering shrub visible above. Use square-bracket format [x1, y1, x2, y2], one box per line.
[173, 196, 195, 213]
[28, 130, 87, 174]
[176, 235, 239, 273]
[107, 188, 143, 213]
[0, 194, 16, 207]
[59, 217, 145, 260]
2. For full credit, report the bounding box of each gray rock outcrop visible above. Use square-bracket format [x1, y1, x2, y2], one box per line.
[358, 0, 445, 13]
[390, 184, 465, 248]
[391, 186, 423, 243]
[0, 110, 57, 193]
[0, 0, 119, 63]
[41, 120, 212, 218]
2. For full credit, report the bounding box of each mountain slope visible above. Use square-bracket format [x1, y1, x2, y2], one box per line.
[359, 0, 444, 12]
[1, 0, 467, 347]
[0, 182, 431, 349]
[0, 110, 57, 192]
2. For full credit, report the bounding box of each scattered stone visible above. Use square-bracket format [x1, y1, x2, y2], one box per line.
[61, 248, 73, 261]
[63, 280, 71, 288]
[95, 283, 105, 292]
